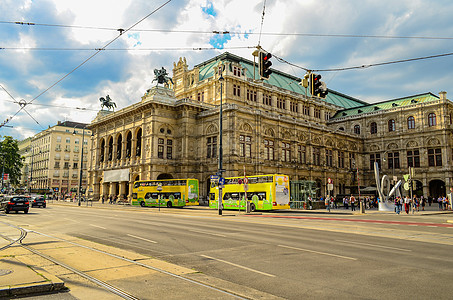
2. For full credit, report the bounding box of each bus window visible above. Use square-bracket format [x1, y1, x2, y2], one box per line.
[173, 192, 181, 199]
[209, 193, 215, 200]
[257, 192, 266, 201]
[132, 193, 137, 199]
[145, 192, 152, 199]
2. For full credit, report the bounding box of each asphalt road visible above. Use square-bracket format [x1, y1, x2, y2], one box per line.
[4, 204, 453, 299]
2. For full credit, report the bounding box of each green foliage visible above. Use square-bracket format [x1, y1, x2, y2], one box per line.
[0, 136, 24, 185]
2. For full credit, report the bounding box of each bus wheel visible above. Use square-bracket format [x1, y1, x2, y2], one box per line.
[250, 203, 256, 212]
[166, 201, 172, 208]
[140, 201, 145, 207]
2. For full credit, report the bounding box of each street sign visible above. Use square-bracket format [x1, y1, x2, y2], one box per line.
[328, 183, 333, 191]
[327, 177, 332, 184]
[219, 177, 225, 185]
[210, 175, 219, 182]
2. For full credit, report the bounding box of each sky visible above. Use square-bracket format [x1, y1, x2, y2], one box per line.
[1, 0, 453, 140]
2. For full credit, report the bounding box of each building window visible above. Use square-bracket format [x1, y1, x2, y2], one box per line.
[313, 147, 321, 166]
[428, 113, 436, 127]
[277, 98, 286, 110]
[66, 137, 71, 143]
[166, 139, 173, 159]
[233, 66, 241, 76]
[207, 136, 217, 158]
[197, 92, 204, 101]
[370, 122, 378, 134]
[57, 136, 61, 143]
[290, 101, 298, 113]
[325, 112, 331, 120]
[64, 162, 70, 169]
[407, 150, 420, 168]
[407, 116, 415, 129]
[246, 89, 257, 101]
[263, 94, 272, 106]
[158, 138, 164, 159]
[282, 142, 291, 162]
[349, 153, 355, 169]
[326, 149, 333, 167]
[314, 108, 321, 119]
[73, 162, 78, 169]
[303, 105, 309, 116]
[75, 138, 80, 144]
[338, 151, 344, 168]
[354, 125, 360, 135]
[298, 145, 306, 164]
[239, 135, 252, 157]
[54, 162, 60, 169]
[428, 148, 442, 167]
[388, 119, 396, 132]
[387, 152, 400, 169]
[370, 153, 381, 169]
[264, 139, 274, 160]
[233, 84, 241, 97]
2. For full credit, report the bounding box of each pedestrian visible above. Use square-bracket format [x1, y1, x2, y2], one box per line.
[344, 196, 349, 210]
[420, 196, 425, 211]
[438, 197, 443, 210]
[394, 197, 400, 214]
[325, 197, 330, 212]
[102, 195, 105, 204]
[404, 196, 410, 214]
[350, 195, 356, 211]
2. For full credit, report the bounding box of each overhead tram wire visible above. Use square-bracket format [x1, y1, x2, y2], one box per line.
[0, 46, 256, 51]
[271, 51, 453, 74]
[3, 20, 453, 40]
[0, 0, 172, 129]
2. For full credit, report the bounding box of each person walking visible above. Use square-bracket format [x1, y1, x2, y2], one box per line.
[394, 197, 400, 214]
[420, 196, 425, 211]
[350, 195, 356, 211]
[404, 196, 410, 214]
[325, 197, 330, 212]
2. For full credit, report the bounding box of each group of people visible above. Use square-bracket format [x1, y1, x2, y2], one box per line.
[393, 195, 450, 214]
[322, 195, 377, 212]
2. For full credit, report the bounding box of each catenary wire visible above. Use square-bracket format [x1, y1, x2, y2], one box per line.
[2, 20, 453, 40]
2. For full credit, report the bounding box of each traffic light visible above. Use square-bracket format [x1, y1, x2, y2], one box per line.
[309, 73, 328, 98]
[259, 51, 272, 80]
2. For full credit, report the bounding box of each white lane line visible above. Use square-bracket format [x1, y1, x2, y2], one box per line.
[278, 244, 357, 261]
[189, 229, 227, 237]
[127, 234, 158, 244]
[89, 224, 106, 230]
[335, 239, 412, 252]
[200, 255, 275, 277]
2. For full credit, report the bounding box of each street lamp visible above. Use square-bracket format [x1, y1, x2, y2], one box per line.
[73, 125, 89, 206]
[217, 73, 224, 216]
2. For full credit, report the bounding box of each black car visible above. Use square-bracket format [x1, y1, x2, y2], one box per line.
[31, 196, 46, 208]
[1, 196, 30, 214]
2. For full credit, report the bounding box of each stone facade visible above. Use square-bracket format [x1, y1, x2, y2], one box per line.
[86, 52, 453, 202]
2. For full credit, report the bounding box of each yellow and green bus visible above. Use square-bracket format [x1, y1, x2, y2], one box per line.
[209, 174, 290, 211]
[132, 179, 199, 208]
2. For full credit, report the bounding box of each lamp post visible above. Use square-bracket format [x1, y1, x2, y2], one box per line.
[73, 126, 87, 206]
[217, 73, 224, 215]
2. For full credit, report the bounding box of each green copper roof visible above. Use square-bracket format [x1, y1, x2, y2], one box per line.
[330, 92, 440, 120]
[195, 52, 367, 109]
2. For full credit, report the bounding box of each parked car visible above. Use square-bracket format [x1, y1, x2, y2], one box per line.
[1, 196, 30, 214]
[31, 196, 46, 208]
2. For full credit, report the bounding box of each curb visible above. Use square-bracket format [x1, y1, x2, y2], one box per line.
[0, 267, 65, 297]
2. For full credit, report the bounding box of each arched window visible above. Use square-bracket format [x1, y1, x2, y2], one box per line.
[108, 137, 113, 161]
[100, 139, 105, 162]
[407, 116, 415, 129]
[428, 113, 436, 127]
[116, 134, 122, 159]
[388, 119, 396, 132]
[353, 125, 360, 135]
[370, 122, 377, 134]
[126, 131, 132, 158]
[136, 128, 142, 157]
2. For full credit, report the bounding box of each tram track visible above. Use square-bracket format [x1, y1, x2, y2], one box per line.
[0, 221, 248, 299]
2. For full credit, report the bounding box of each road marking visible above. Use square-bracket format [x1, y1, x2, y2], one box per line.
[278, 244, 357, 260]
[89, 224, 106, 230]
[189, 229, 226, 237]
[200, 255, 275, 277]
[335, 239, 412, 252]
[127, 234, 157, 244]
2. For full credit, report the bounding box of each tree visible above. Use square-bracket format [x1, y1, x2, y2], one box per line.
[0, 136, 23, 186]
